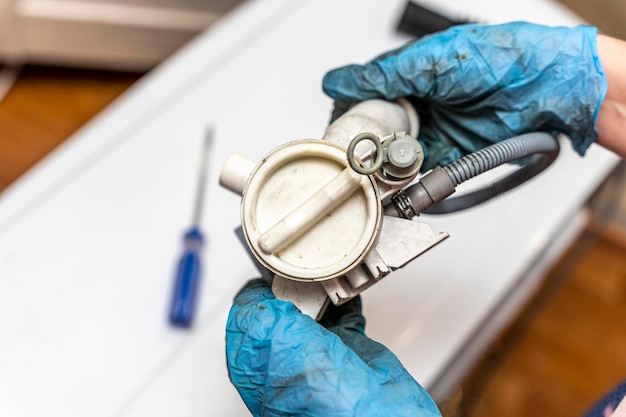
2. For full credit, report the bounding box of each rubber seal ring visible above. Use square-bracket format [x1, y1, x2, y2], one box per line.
[347, 132, 383, 175]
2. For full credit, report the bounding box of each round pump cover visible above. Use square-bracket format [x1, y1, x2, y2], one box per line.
[241, 139, 382, 282]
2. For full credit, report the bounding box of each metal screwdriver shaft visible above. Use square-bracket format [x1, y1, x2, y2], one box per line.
[169, 126, 214, 328]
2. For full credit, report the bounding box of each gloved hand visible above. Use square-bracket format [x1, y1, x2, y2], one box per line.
[226, 279, 442, 417]
[322, 21, 607, 171]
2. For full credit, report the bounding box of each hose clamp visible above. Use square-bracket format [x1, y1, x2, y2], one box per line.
[391, 190, 417, 219]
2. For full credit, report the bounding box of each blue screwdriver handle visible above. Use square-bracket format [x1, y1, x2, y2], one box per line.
[169, 227, 204, 327]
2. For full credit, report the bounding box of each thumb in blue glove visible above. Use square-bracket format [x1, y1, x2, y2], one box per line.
[226, 279, 441, 416]
[322, 21, 607, 171]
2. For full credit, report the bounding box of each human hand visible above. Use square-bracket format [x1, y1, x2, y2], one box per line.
[322, 22, 607, 171]
[226, 279, 442, 417]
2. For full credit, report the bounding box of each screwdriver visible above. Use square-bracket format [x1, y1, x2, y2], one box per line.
[168, 126, 214, 328]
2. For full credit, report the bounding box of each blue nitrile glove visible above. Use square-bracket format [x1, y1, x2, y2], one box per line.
[226, 279, 442, 417]
[322, 21, 607, 171]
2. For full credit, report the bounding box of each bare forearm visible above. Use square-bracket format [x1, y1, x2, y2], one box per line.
[595, 34, 626, 158]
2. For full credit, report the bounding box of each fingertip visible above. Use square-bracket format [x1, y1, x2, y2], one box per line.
[322, 64, 368, 101]
[229, 279, 304, 335]
[319, 296, 365, 335]
[232, 278, 273, 306]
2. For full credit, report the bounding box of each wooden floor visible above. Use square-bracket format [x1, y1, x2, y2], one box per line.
[556, 0, 626, 39]
[0, 65, 139, 191]
[1, 5, 625, 417]
[455, 219, 626, 417]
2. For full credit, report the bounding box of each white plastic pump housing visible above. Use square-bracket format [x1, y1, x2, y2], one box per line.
[241, 140, 381, 282]
[219, 99, 448, 319]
